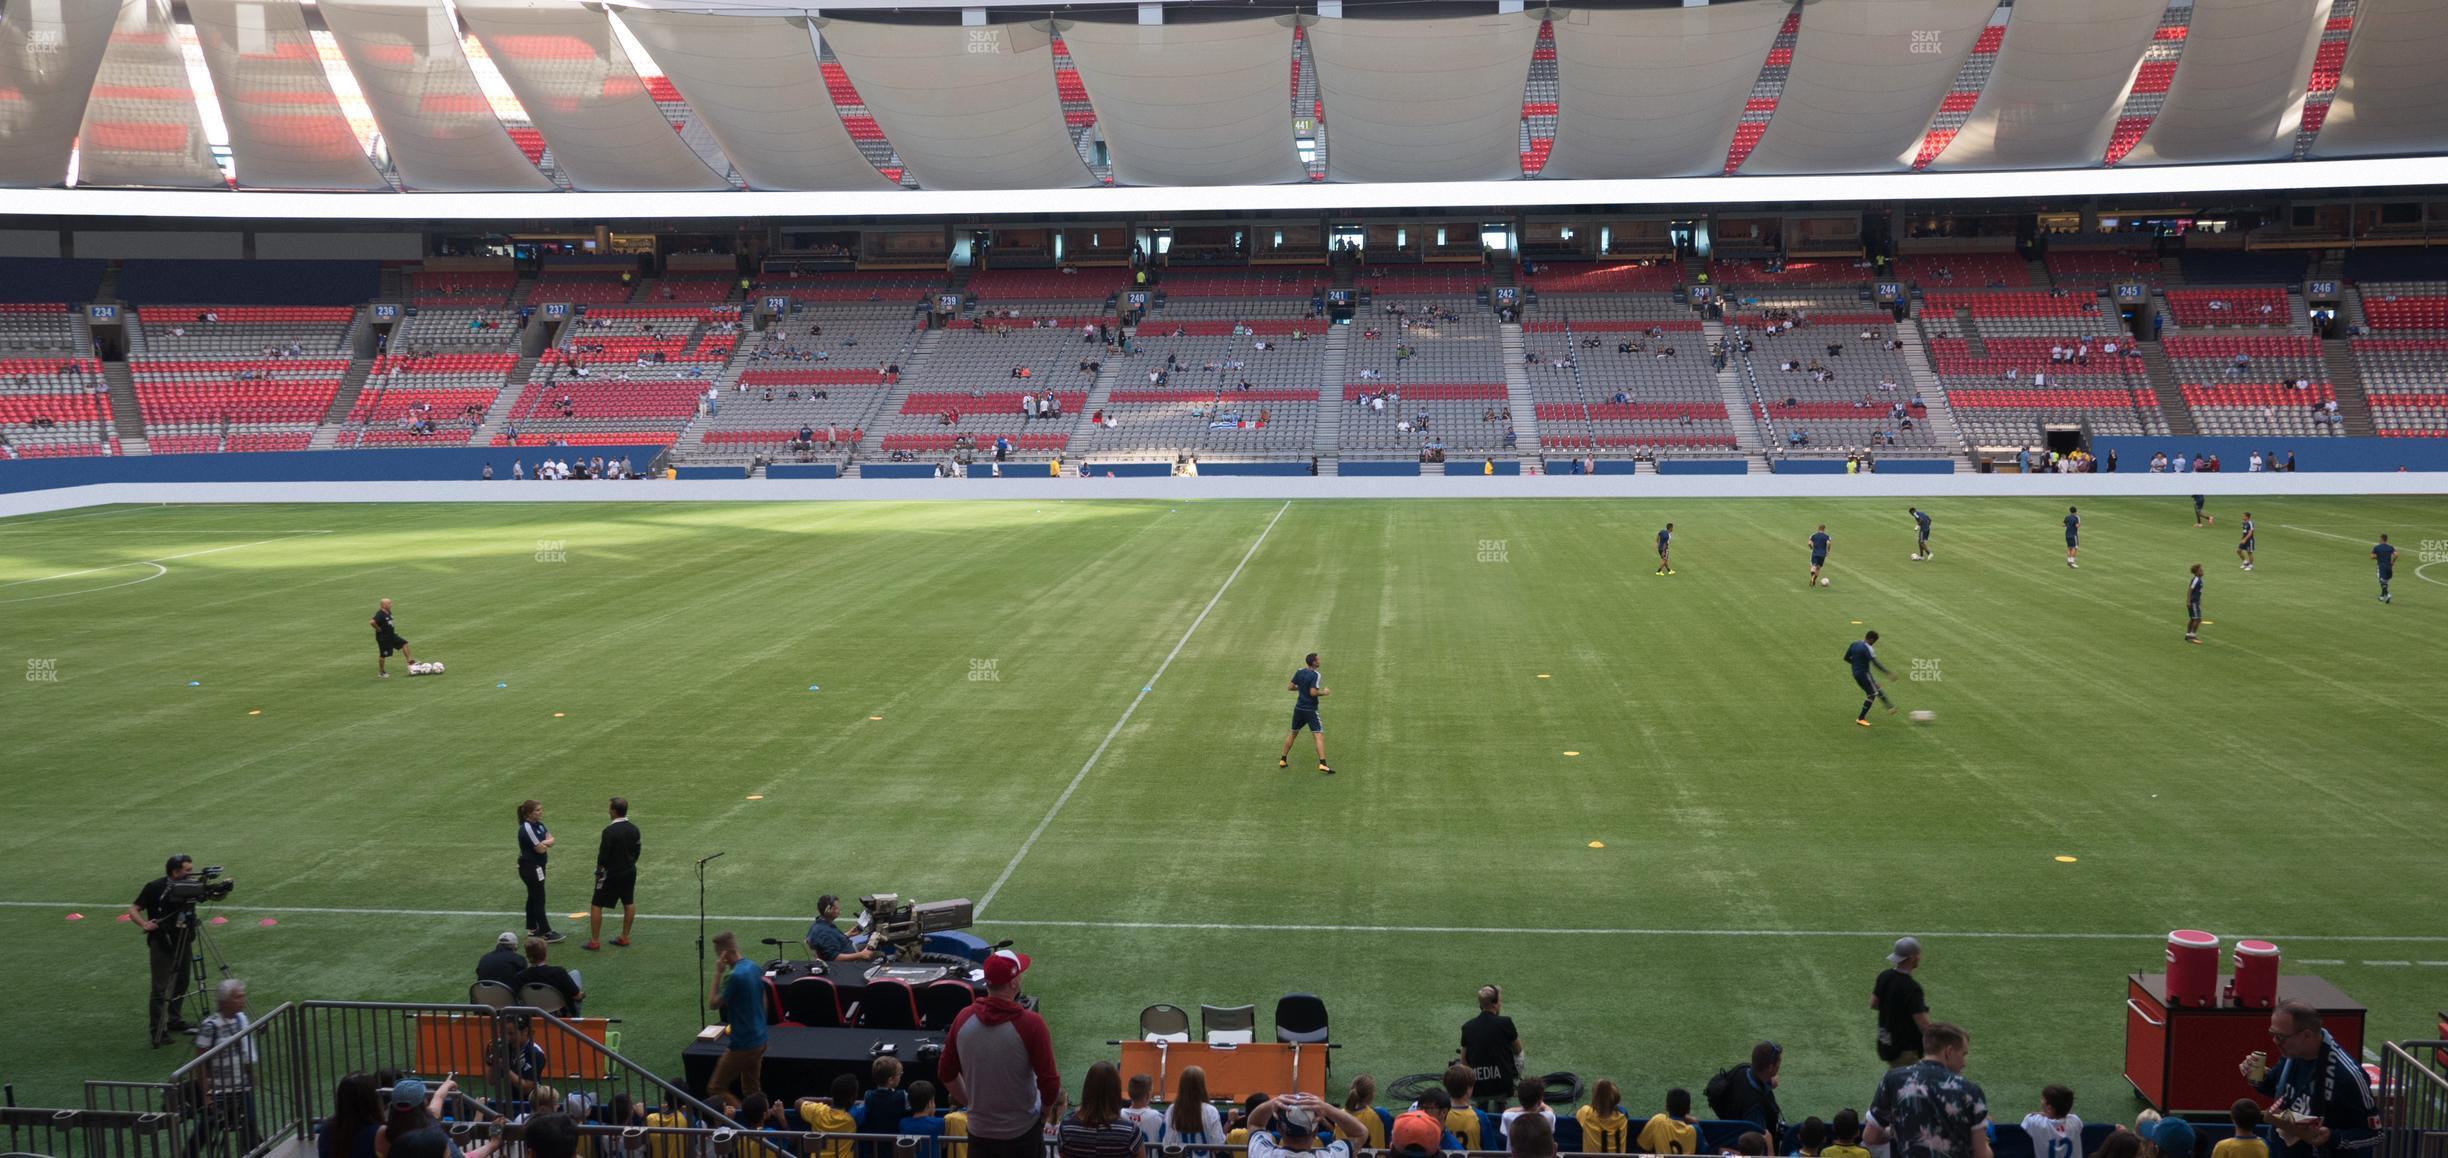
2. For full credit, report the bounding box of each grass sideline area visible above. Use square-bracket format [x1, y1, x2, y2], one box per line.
[1, 497, 2442, 1115]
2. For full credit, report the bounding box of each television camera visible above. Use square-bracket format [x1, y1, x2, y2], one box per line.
[855, 894, 974, 961]
[163, 866, 235, 907]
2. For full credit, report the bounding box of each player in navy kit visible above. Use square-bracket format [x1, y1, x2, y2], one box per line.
[1655, 523, 1675, 576]
[1845, 631, 1896, 726]
[1277, 652, 1333, 774]
[370, 597, 414, 678]
[2185, 563, 2205, 644]
[1909, 507, 1932, 560]
[2373, 534, 2396, 603]
[2237, 513, 2256, 571]
[2064, 507, 2081, 568]
[2194, 494, 2212, 527]
[1808, 524, 1832, 586]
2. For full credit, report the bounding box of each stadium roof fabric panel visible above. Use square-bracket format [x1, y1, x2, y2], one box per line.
[614, 9, 895, 192]
[186, 0, 390, 191]
[316, 0, 552, 192]
[1057, 17, 1305, 187]
[1304, 12, 1541, 184]
[1929, 0, 2170, 171]
[1739, 0, 2002, 175]
[817, 20, 1094, 191]
[75, 0, 226, 189]
[2305, 0, 2448, 159]
[0, 0, 114, 188]
[2123, 0, 2332, 165]
[454, 0, 729, 191]
[1538, 1, 1790, 180]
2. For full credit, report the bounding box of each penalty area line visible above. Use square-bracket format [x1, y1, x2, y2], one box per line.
[974, 499, 1292, 918]
[5, 900, 2448, 945]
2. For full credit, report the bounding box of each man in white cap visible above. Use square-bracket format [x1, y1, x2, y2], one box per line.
[939, 950, 1061, 1158]
[476, 932, 524, 988]
[1248, 1093, 1371, 1158]
[1871, 937, 1930, 1067]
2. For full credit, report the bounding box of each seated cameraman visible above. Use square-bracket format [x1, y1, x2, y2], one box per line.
[803, 894, 877, 963]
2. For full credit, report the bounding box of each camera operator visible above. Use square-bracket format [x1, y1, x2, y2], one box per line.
[803, 895, 876, 963]
[129, 855, 199, 1047]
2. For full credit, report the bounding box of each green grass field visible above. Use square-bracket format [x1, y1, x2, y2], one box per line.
[2, 496, 2444, 1119]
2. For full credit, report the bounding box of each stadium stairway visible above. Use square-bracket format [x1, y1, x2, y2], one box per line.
[2340, 283, 2368, 332]
[471, 355, 540, 443]
[1893, 322, 1972, 469]
[1312, 322, 1349, 463]
[101, 361, 146, 454]
[1498, 321, 1542, 457]
[2320, 339, 2379, 437]
[1704, 316, 1767, 452]
[309, 357, 377, 448]
[2136, 342, 2199, 436]
[2158, 256, 2187, 288]
[2027, 255, 2053, 289]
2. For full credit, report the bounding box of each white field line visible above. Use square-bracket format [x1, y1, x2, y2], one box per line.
[974, 500, 1292, 917]
[2276, 524, 2376, 544]
[0, 532, 332, 589]
[9, 900, 2448, 945]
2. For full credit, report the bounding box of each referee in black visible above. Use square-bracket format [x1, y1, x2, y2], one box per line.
[127, 855, 197, 1046]
[371, 597, 414, 678]
[585, 797, 641, 951]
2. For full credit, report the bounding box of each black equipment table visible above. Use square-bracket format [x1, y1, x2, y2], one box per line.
[760, 958, 986, 1030]
[684, 1025, 942, 1107]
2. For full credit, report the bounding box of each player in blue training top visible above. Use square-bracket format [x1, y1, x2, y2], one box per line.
[2063, 506, 2082, 569]
[2373, 534, 2396, 604]
[1277, 652, 1333, 774]
[1656, 522, 1676, 576]
[2237, 512, 2257, 571]
[1845, 630, 1896, 726]
[1808, 524, 1832, 586]
[2185, 563, 2206, 644]
[1909, 507, 1933, 561]
[2194, 494, 2213, 527]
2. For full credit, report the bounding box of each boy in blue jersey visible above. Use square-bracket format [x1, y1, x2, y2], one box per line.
[2186, 564, 2205, 644]
[2373, 534, 2395, 604]
[1909, 508, 1932, 561]
[1656, 523, 1676, 576]
[2194, 495, 2212, 527]
[1845, 631, 1895, 727]
[1277, 652, 1333, 774]
[1809, 525, 1832, 586]
[2063, 507, 2081, 569]
[2237, 513, 2256, 571]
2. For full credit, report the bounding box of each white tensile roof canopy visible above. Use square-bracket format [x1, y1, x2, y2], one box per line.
[0, 0, 2438, 214]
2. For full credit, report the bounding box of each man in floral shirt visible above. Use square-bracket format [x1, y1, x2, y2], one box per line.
[1867, 1023, 1992, 1158]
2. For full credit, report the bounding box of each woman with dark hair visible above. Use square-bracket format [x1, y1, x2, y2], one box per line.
[1058, 1061, 1144, 1158]
[1159, 1066, 1225, 1148]
[517, 800, 561, 942]
[320, 1074, 383, 1158]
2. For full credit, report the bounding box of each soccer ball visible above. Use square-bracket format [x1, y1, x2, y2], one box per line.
[1911, 553, 1923, 561]
[1909, 710, 1935, 723]
[433, 662, 445, 674]
[1820, 577, 1832, 587]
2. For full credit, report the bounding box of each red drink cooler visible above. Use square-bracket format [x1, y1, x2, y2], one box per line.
[2167, 930, 2221, 1007]
[2232, 941, 2280, 1008]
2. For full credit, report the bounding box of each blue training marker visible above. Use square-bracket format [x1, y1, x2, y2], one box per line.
[187, 681, 200, 687]
[808, 685, 821, 692]
[497, 682, 508, 689]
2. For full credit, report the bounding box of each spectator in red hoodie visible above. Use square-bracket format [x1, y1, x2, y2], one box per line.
[940, 950, 1061, 1158]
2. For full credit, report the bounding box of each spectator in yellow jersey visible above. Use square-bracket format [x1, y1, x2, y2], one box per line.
[1638, 1089, 1701, 1156]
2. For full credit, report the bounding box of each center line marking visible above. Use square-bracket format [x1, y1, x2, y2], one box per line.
[974, 500, 1292, 917]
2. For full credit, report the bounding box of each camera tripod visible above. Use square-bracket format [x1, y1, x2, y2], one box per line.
[165, 908, 238, 1031]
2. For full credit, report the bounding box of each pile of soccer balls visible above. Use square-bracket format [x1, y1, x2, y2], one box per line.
[407, 661, 447, 676]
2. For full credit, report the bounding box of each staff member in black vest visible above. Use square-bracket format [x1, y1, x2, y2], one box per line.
[1460, 985, 1524, 1110]
[517, 800, 563, 943]
[128, 855, 198, 1047]
[585, 797, 641, 951]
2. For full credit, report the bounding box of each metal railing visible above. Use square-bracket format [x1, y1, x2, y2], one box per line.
[153, 1001, 731, 1158]
[2378, 1040, 2448, 1158]
[1, 1105, 186, 1158]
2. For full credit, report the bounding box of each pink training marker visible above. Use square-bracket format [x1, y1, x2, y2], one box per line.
[116, 912, 133, 923]
[66, 913, 84, 921]
[258, 918, 278, 927]
[208, 916, 228, 926]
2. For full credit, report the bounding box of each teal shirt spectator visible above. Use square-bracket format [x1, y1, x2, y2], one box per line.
[722, 957, 768, 1050]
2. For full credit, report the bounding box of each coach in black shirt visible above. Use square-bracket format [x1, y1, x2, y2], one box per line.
[128, 855, 198, 1046]
[1872, 936, 1930, 1066]
[1460, 985, 1523, 1109]
[586, 797, 642, 951]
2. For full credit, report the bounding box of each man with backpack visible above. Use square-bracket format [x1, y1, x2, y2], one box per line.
[1706, 1042, 1785, 1145]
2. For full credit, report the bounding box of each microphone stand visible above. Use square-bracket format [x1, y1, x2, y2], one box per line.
[695, 852, 725, 1010]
